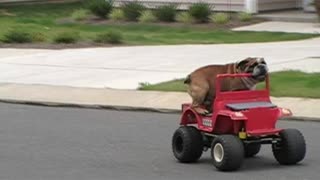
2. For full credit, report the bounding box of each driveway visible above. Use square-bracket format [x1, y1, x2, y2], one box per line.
[0, 38, 319, 89]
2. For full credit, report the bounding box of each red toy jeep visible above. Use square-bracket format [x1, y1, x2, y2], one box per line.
[172, 73, 306, 171]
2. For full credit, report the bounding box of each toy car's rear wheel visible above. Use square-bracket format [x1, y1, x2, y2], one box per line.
[272, 129, 306, 165]
[244, 143, 261, 157]
[172, 126, 203, 163]
[211, 135, 244, 171]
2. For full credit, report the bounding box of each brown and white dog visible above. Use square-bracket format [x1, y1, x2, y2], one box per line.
[184, 57, 268, 114]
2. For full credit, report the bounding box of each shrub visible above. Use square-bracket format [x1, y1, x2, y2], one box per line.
[85, 0, 113, 19]
[71, 9, 89, 21]
[94, 31, 123, 44]
[188, 2, 213, 23]
[138, 82, 151, 89]
[109, 9, 125, 21]
[121, 1, 145, 21]
[238, 12, 252, 22]
[154, 4, 177, 22]
[31, 32, 46, 42]
[53, 31, 80, 44]
[176, 12, 194, 24]
[3, 29, 33, 43]
[210, 13, 230, 24]
[138, 10, 157, 23]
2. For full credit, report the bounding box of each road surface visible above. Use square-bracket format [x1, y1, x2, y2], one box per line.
[0, 103, 319, 180]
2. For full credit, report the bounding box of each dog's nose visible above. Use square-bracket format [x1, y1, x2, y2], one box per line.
[258, 64, 268, 75]
[252, 64, 268, 78]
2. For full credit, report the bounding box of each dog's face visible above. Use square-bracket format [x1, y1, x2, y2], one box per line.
[236, 57, 268, 81]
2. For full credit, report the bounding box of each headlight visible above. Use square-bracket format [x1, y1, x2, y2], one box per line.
[281, 108, 292, 116]
[234, 112, 244, 117]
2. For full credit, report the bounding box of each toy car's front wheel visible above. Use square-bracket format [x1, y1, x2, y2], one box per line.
[272, 129, 306, 165]
[172, 126, 203, 163]
[211, 135, 244, 171]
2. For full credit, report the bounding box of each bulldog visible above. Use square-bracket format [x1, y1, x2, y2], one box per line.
[184, 57, 268, 114]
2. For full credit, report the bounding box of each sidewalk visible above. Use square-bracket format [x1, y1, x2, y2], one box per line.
[256, 11, 318, 23]
[0, 83, 319, 121]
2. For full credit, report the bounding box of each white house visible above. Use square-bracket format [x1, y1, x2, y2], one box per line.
[0, 0, 315, 13]
[113, 0, 311, 13]
[0, 0, 78, 4]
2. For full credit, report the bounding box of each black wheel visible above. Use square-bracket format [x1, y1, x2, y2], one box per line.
[211, 135, 244, 171]
[272, 129, 306, 165]
[172, 126, 203, 163]
[244, 143, 261, 157]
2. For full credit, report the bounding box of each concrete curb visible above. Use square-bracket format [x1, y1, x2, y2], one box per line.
[0, 99, 180, 114]
[280, 116, 320, 122]
[1, 98, 320, 122]
[0, 83, 319, 122]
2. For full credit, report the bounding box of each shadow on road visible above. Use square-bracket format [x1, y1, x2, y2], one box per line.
[197, 155, 308, 172]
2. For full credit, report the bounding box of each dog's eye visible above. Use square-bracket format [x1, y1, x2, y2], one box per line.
[250, 62, 258, 67]
[261, 61, 266, 65]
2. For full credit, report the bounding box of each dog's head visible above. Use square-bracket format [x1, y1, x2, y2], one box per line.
[236, 57, 268, 81]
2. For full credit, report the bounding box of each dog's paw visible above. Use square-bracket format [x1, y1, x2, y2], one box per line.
[194, 107, 209, 115]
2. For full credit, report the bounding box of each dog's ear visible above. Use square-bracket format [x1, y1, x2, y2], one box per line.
[236, 58, 250, 71]
[259, 58, 267, 64]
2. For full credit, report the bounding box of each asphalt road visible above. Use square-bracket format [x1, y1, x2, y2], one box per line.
[0, 103, 319, 180]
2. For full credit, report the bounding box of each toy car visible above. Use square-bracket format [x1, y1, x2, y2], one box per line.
[172, 73, 306, 171]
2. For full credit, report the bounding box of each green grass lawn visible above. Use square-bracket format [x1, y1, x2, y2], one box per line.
[139, 71, 320, 98]
[0, 2, 318, 45]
